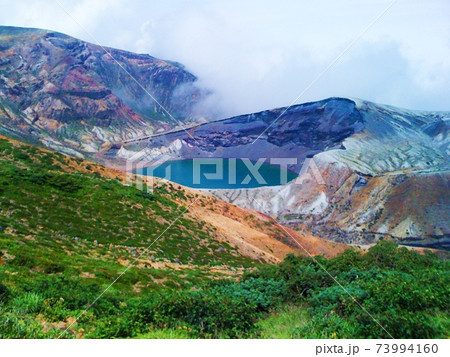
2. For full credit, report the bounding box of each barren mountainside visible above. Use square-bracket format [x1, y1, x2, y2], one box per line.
[0, 26, 206, 155]
[0, 26, 448, 249]
[124, 98, 449, 248]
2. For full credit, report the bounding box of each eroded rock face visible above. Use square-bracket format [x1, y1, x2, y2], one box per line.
[0, 26, 207, 154]
[316, 171, 450, 248]
[142, 97, 365, 172]
[1, 26, 448, 248]
[130, 98, 449, 248]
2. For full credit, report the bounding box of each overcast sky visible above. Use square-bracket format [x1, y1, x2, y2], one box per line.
[1, 0, 449, 117]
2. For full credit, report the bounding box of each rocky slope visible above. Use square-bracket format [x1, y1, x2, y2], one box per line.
[0, 134, 346, 263]
[124, 97, 364, 171]
[0, 27, 448, 249]
[121, 98, 449, 248]
[0, 26, 207, 155]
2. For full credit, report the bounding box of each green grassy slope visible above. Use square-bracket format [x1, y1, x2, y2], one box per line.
[246, 244, 449, 339]
[0, 138, 448, 339]
[0, 138, 257, 337]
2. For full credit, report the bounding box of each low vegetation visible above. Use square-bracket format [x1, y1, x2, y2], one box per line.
[0, 138, 448, 338]
[250, 243, 449, 338]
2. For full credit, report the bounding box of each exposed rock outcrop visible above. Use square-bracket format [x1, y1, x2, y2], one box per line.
[1, 26, 448, 249]
[0, 26, 207, 155]
[126, 98, 449, 248]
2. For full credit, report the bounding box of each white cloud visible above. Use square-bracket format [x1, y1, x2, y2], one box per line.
[1, 0, 449, 115]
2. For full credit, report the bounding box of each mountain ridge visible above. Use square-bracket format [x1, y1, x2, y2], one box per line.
[0, 25, 207, 155]
[0, 26, 448, 249]
[123, 97, 449, 248]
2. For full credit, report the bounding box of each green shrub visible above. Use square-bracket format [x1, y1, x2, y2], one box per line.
[0, 308, 65, 339]
[122, 283, 279, 338]
[248, 243, 449, 339]
[0, 283, 10, 304]
[46, 174, 83, 193]
[10, 293, 44, 314]
[210, 278, 287, 311]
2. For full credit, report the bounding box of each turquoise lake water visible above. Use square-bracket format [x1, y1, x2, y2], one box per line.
[135, 159, 298, 189]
